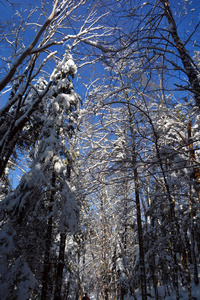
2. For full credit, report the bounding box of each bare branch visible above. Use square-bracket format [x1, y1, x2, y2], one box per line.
[0, 0, 60, 91]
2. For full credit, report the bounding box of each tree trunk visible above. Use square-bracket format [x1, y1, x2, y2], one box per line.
[122, 81, 147, 300]
[54, 233, 66, 300]
[134, 167, 147, 300]
[187, 121, 199, 285]
[41, 215, 53, 300]
[41, 171, 56, 300]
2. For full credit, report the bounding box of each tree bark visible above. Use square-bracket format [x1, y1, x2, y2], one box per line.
[41, 171, 56, 300]
[54, 233, 67, 300]
[127, 101, 147, 300]
[119, 74, 147, 300]
[134, 168, 147, 300]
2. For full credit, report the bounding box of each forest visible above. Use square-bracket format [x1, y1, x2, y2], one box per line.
[0, 0, 200, 299]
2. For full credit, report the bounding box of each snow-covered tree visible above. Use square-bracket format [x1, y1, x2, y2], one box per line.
[76, 13, 200, 295]
[1, 1, 200, 299]
[0, 0, 111, 180]
[0, 51, 80, 299]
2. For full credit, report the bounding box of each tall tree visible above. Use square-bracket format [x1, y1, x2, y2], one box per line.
[0, 51, 80, 299]
[0, 0, 109, 180]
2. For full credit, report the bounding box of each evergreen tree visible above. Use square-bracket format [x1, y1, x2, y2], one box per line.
[0, 51, 80, 299]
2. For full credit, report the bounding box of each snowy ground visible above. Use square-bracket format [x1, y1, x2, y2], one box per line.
[88, 282, 200, 299]
[128, 282, 200, 300]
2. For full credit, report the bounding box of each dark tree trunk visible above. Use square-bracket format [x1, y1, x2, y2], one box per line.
[41, 172, 56, 300]
[134, 167, 147, 300]
[54, 233, 66, 300]
[41, 215, 53, 300]
[125, 89, 147, 300]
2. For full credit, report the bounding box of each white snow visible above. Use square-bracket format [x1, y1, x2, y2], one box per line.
[61, 53, 77, 76]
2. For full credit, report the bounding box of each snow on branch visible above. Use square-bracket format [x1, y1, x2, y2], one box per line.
[0, 0, 60, 92]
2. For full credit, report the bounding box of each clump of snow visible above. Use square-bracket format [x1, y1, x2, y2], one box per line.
[66, 58, 77, 75]
[61, 52, 77, 77]
[0, 258, 37, 300]
[53, 155, 65, 174]
[35, 76, 47, 90]
[16, 262, 37, 300]
[55, 93, 71, 109]
[54, 161, 63, 173]
[141, 2, 148, 8]
[52, 102, 60, 113]
[57, 77, 69, 89]
[59, 186, 79, 234]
